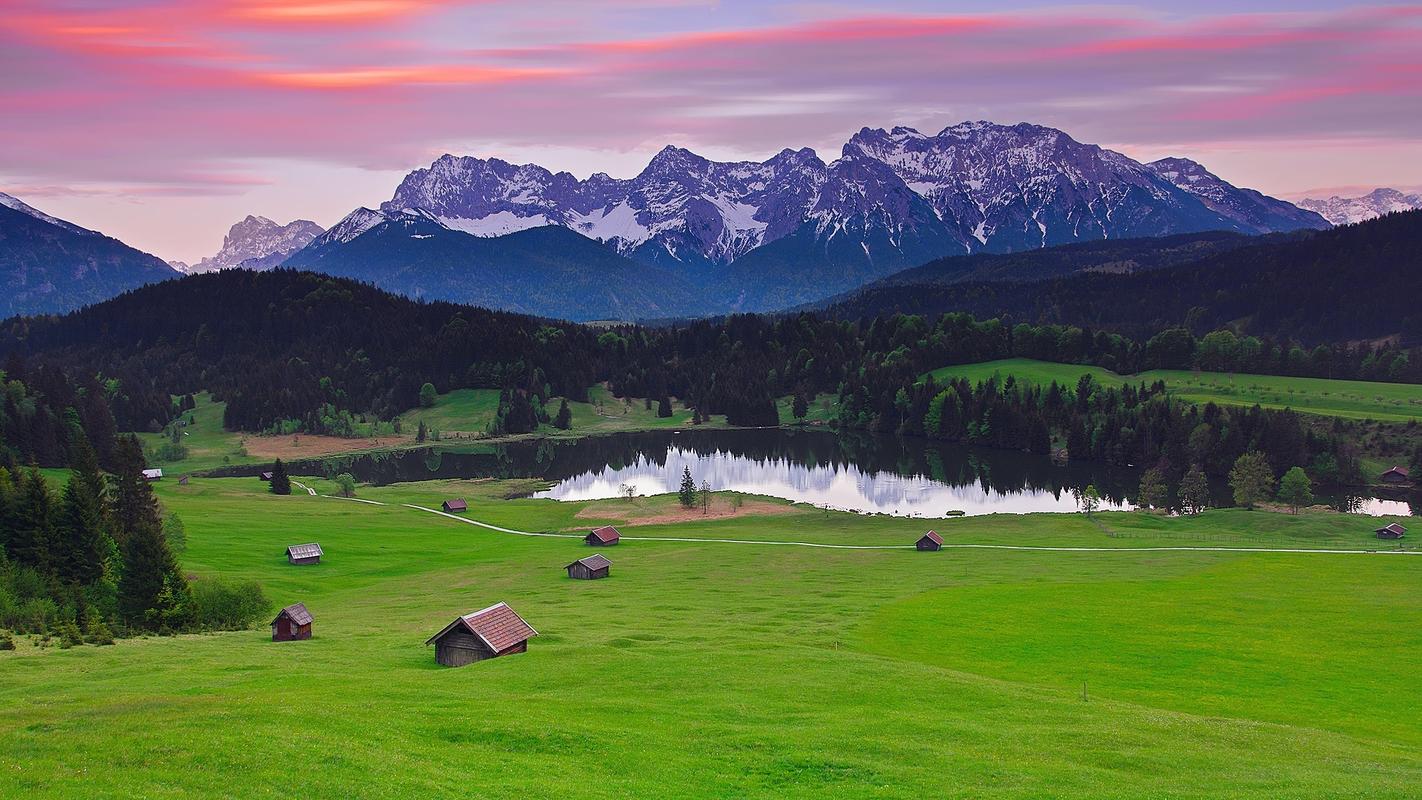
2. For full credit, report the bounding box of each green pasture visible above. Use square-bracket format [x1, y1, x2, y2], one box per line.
[925, 358, 1422, 422]
[2, 475, 1419, 798]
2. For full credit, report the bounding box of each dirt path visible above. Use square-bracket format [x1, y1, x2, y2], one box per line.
[400, 504, 1421, 556]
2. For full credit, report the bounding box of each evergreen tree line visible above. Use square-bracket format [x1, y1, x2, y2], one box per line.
[862, 372, 1363, 488]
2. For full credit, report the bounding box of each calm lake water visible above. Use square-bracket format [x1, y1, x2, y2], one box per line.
[273, 428, 1414, 519]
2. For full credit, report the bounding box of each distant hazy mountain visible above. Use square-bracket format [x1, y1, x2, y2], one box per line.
[1296, 188, 1422, 226]
[284, 207, 704, 321]
[369, 121, 1325, 312]
[185, 215, 324, 273]
[0, 191, 178, 317]
[1146, 158, 1329, 233]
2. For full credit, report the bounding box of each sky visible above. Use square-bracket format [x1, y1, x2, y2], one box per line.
[2, 1, 1420, 264]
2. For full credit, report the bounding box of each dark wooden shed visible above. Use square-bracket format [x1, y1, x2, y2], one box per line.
[566, 554, 612, 580]
[271, 603, 313, 641]
[178, 475, 189, 486]
[585, 525, 621, 546]
[426, 602, 537, 667]
[259, 471, 274, 482]
[916, 530, 943, 551]
[1376, 522, 1407, 540]
[1380, 466, 1410, 484]
[441, 498, 468, 513]
[286, 543, 323, 565]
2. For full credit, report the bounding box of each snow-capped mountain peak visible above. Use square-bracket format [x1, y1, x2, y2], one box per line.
[188, 214, 325, 272]
[1296, 188, 1422, 226]
[0, 191, 93, 235]
[377, 120, 1327, 271]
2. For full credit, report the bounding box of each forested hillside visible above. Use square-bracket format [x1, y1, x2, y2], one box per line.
[821, 211, 1422, 345]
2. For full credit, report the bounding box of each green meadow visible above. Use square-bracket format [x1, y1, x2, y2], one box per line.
[3, 475, 1419, 798]
[925, 358, 1422, 422]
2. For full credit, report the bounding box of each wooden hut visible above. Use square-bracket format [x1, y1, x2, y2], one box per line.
[441, 498, 468, 513]
[585, 525, 621, 546]
[566, 554, 612, 580]
[259, 471, 274, 482]
[916, 530, 943, 551]
[178, 475, 189, 486]
[426, 602, 537, 667]
[1380, 466, 1410, 484]
[141, 468, 163, 482]
[1376, 522, 1407, 540]
[286, 543, 323, 565]
[271, 603, 313, 641]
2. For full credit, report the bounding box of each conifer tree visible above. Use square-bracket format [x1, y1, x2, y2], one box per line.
[9, 468, 56, 573]
[657, 396, 672, 419]
[269, 459, 291, 495]
[113, 440, 187, 629]
[678, 467, 697, 508]
[554, 399, 572, 430]
[111, 435, 158, 547]
[56, 470, 107, 585]
[1180, 466, 1211, 514]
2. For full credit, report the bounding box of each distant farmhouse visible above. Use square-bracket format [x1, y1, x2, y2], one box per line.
[1375, 522, 1407, 540]
[141, 468, 163, 481]
[1380, 466, 1410, 484]
[566, 554, 611, 580]
[286, 543, 323, 565]
[426, 602, 537, 667]
[585, 525, 621, 546]
[271, 603, 313, 641]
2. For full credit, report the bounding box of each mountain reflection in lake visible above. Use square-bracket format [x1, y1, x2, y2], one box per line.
[531, 435, 1136, 517]
[264, 428, 1409, 518]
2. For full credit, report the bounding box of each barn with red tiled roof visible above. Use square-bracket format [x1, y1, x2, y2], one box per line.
[426, 602, 538, 667]
[585, 525, 620, 546]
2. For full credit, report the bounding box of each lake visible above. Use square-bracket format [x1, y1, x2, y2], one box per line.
[272, 428, 1414, 518]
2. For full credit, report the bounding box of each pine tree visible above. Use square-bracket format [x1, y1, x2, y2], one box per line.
[269, 459, 291, 495]
[554, 399, 572, 430]
[113, 438, 186, 629]
[657, 396, 673, 419]
[678, 467, 697, 508]
[416, 420, 428, 442]
[1137, 468, 1168, 511]
[56, 470, 107, 585]
[9, 468, 56, 572]
[791, 392, 808, 422]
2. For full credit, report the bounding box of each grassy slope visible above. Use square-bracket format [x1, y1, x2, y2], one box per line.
[135, 392, 258, 474]
[3, 477, 1419, 798]
[925, 358, 1422, 422]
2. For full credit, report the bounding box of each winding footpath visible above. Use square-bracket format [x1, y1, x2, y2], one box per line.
[399, 504, 1421, 557]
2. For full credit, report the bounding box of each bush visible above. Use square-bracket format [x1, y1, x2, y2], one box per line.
[188, 577, 270, 631]
[0, 630, 14, 650]
[57, 621, 84, 649]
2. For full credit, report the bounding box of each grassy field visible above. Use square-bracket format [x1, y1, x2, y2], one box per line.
[925, 358, 1422, 422]
[3, 475, 1419, 798]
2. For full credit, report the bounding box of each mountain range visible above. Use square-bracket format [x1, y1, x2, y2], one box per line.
[293, 120, 1329, 316]
[0, 120, 1338, 321]
[1296, 188, 1422, 226]
[0, 191, 178, 317]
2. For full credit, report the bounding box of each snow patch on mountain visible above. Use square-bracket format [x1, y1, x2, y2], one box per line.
[0, 191, 93, 235]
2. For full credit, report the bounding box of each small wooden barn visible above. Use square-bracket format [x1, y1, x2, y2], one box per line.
[566, 554, 612, 580]
[141, 468, 163, 481]
[178, 475, 189, 486]
[916, 530, 943, 551]
[286, 543, 323, 565]
[259, 471, 274, 482]
[441, 498, 468, 513]
[1376, 522, 1407, 540]
[271, 603, 313, 641]
[426, 602, 537, 667]
[585, 525, 621, 546]
[1380, 466, 1410, 484]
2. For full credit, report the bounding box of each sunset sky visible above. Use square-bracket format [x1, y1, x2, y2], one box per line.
[3, 0, 1420, 263]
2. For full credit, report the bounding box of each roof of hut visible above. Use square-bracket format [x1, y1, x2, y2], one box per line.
[425, 602, 538, 651]
[587, 525, 621, 543]
[919, 530, 943, 545]
[567, 554, 612, 570]
[273, 602, 313, 626]
[286, 543, 323, 559]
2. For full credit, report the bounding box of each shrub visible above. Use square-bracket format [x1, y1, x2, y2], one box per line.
[57, 621, 84, 649]
[188, 577, 270, 631]
[0, 631, 14, 650]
